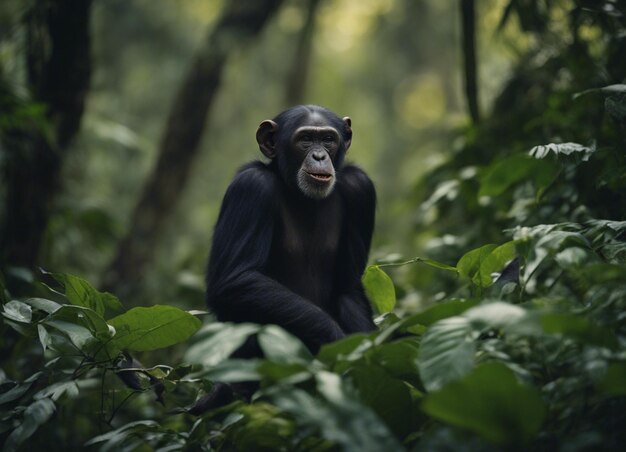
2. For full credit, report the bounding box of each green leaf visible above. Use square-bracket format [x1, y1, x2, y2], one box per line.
[370, 339, 421, 386]
[34, 381, 79, 401]
[0, 373, 42, 405]
[45, 320, 97, 351]
[362, 266, 396, 313]
[473, 241, 517, 287]
[4, 398, 56, 452]
[258, 325, 312, 363]
[108, 305, 202, 352]
[193, 359, 261, 382]
[257, 361, 310, 383]
[457, 244, 496, 280]
[317, 333, 373, 367]
[85, 420, 160, 448]
[184, 322, 260, 366]
[403, 299, 479, 328]
[479, 154, 558, 197]
[2, 300, 32, 323]
[457, 243, 517, 288]
[271, 371, 402, 452]
[37, 325, 51, 352]
[422, 363, 546, 445]
[418, 317, 474, 391]
[350, 364, 418, 439]
[49, 272, 122, 318]
[43, 305, 113, 352]
[24, 298, 62, 314]
[464, 301, 527, 330]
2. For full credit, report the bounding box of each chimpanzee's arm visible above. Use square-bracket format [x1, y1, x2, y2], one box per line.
[206, 162, 345, 353]
[335, 164, 378, 334]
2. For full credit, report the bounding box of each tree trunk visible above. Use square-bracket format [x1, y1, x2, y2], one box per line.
[1, 0, 92, 272]
[460, 0, 480, 124]
[103, 0, 283, 297]
[285, 0, 321, 106]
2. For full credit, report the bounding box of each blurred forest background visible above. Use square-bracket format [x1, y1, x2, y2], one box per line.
[1, 0, 626, 450]
[1, 0, 587, 307]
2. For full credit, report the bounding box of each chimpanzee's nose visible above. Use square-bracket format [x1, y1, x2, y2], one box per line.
[313, 150, 327, 161]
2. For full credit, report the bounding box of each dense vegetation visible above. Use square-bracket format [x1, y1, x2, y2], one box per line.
[1, 0, 625, 450]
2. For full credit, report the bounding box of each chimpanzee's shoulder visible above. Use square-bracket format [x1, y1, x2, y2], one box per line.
[230, 161, 279, 191]
[337, 164, 376, 203]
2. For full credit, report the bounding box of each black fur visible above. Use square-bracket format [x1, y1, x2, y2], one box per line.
[206, 105, 376, 354]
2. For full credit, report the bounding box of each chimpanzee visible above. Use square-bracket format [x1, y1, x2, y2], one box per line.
[205, 105, 377, 355]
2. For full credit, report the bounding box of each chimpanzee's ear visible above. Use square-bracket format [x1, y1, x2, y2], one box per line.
[256, 120, 279, 159]
[342, 117, 352, 152]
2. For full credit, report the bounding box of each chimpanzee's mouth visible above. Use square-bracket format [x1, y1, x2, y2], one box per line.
[306, 172, 333, 182]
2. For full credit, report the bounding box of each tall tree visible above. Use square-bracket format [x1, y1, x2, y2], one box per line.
[103, 0, 283, 296]
[0, 0, 92, 272]
[285, 0, 321, 106]
[460, 0, 480, 124]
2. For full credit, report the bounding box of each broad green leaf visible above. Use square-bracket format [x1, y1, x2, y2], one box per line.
[271, 371, 402, 452]
[257, 361, 310, 383]
[350, 364, 418, 439]
[457, 244, 497, 280]
[184, 322, 260, 366]
[45, 320, 97, 351]
[85, 420, 160, 448]
[109, 305, 201, 352]
[418, 317, 474, 391]
[473, 241, 517, 287]
[0, 373, 42, 405]
[422, 363, 546, 445]
[258, 325, 312, 363]
[4, 398, 56, 452]
[362, 266, 396, 313]
[34, 381, 79, 401]
[370, 339, 421, 386]
[24, 297, 62, 314]
[49, 272, 122, 318]
[37, 325, 51, 352]
[458, 242, 522, 289]
[44, 305, 113, 342]
[403, 299, 479, 328]
[479, 154, 558, 197]
[464, 301, 527, 330]
[317, 333, 373, 367]
[2, 300, 32, 323]
[192, 358, 261, 382]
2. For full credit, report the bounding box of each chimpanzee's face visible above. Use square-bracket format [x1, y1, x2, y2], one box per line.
[256, 107, 352, 199]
